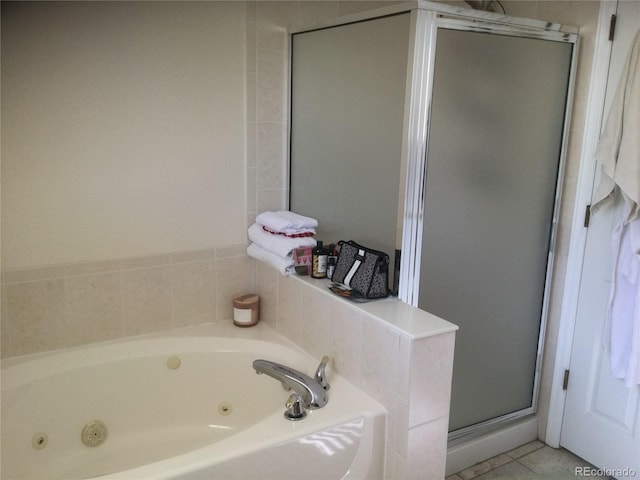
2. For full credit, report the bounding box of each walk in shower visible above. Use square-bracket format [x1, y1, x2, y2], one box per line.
[288, 1, 578, 472]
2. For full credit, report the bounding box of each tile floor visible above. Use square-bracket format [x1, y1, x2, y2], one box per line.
[447, 440, 614, 480]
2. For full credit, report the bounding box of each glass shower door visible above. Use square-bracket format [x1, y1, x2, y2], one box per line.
[417, 27, 574, 433]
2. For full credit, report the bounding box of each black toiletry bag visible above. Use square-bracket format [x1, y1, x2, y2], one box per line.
[331, 240, 390, 299]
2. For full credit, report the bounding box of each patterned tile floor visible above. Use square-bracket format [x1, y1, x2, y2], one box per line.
[447, 440, 614, 480]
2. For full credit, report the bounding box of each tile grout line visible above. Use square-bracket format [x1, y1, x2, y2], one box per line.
[514, 457, 539, 475]
[449, 440, 547, 480]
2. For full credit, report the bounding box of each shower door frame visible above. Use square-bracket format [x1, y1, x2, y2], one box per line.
[399, 6, 579, 440]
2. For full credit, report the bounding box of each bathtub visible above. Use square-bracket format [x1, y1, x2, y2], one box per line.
[1, 324, 386, 480]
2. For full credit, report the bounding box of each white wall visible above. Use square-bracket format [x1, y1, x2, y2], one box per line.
[1, 1, 247, 270]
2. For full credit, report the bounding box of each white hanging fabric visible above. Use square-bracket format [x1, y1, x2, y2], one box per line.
[593, 30, 640, 387]
[592, 30, 640, 222]
[602, 204, 640, 387]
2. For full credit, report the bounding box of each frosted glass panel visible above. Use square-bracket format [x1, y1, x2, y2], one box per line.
[289, 13, 410, 257]
[418, 29, 573, 432]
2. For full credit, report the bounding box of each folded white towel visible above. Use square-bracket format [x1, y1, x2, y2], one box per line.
[248, 223, 317, 259]
[247, 243, 294, 275]
[256, 211, 318, 233]
[262, 225, 316, 238]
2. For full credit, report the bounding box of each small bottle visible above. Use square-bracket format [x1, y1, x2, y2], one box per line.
[327, 246, 337, 280]
[312, 240, 328, 278]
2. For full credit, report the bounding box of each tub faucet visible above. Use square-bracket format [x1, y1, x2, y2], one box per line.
[253, 357, 330, 411]
[314, 355, 331, 391]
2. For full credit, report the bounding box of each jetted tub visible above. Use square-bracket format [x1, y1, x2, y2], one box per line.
[1, 324, 386, 480]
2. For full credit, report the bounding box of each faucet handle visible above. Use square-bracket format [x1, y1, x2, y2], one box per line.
[284, 393, 307, 421]
[315, 355, 331, 391]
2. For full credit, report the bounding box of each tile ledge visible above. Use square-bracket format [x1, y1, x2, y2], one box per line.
[290, 274, 458, 340]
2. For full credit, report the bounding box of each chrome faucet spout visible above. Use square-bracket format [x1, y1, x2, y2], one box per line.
[253, 359, 329, 409]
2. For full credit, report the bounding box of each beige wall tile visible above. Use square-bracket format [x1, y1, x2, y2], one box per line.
[64, 272, 123, 346]
[246, 19, 257, 73]
[121, 266, 172, 336]
[256, 48, 288, 122]
[246, 0, 256, 23]
[247, 121, 257, 169]
[257, 121, 287, 189]
[393, 394, 410, 459]
[256, 261, 279, 327]
[406, 416, 450, 479]
[170, 249, 216, 264]
[4, 279, 66, 356]
[1, 247, 255, 358]
[215, 255, 255, 321]
[298, 286, 330, 359]
[216, 244, 248, 259]
[397, 335, 412, 399]
[337, 1, 399, 16]
[119, 254, 172, 271]
[361, 316, 400, 408]
[326, 299, 363, 384]
[171, 260, 217, 327]
[256, 1, 298, 50]
[276, 273, 303, 343]
[247, 167, 258, 218]
[391, 452, 409, 480]
[298, 1, 340, 26]
[257, 188, 288, 213]
[1, 286, 13, 358]
[246, 67, 257, 122]
[409, 332, 455, 427]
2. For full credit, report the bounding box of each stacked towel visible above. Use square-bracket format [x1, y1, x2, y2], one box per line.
[256, 211, 318, 236]
[247, 243, 296, 275]
[246, 211, 318, 275]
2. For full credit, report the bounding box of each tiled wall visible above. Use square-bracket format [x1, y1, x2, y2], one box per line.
[1, 246, 253, 358]
[256, 262, 456, 479]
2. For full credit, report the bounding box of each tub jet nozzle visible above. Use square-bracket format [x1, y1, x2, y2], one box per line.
[81, 420, 108, 447]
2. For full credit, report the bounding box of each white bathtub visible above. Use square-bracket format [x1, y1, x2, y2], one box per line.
[1, 324, 386, 480]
